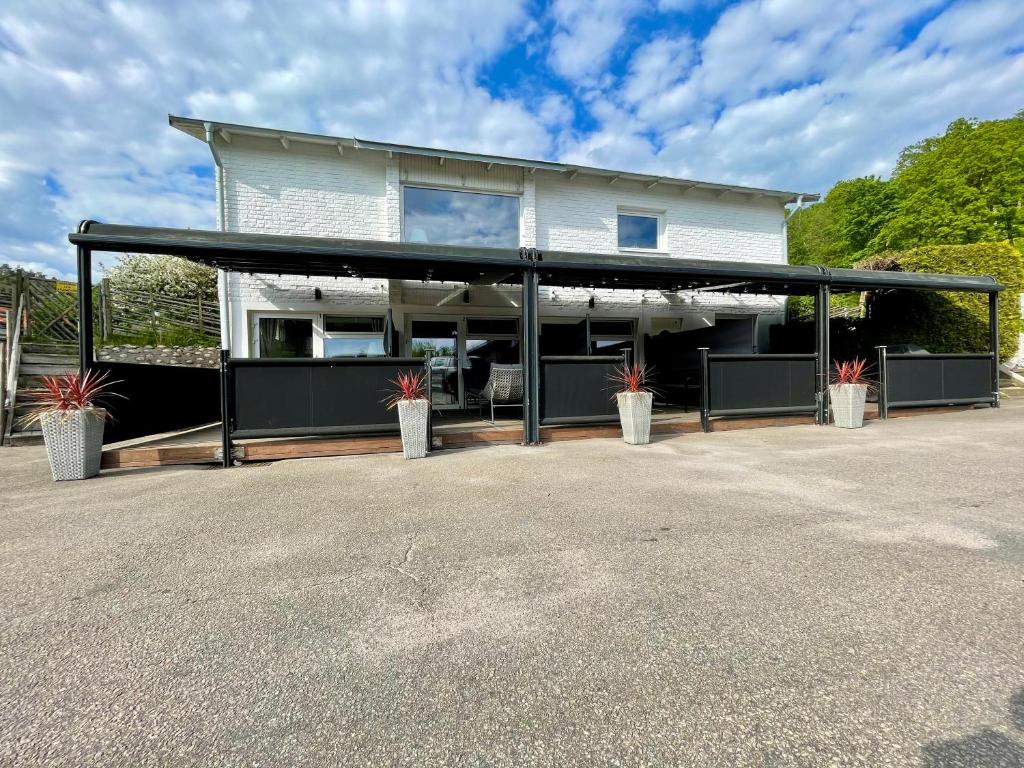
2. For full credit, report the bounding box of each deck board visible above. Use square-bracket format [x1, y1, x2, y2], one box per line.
[99, 404, 974, 469]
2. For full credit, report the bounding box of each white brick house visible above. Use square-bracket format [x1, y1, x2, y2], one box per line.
[172, 116, 818, 407]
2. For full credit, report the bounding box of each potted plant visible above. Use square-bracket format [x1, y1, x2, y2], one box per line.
[19, 370, 122, 481]
[612, 363, 654, 445]
[385, 370, 429, 459]
[829, 358, 873, 429]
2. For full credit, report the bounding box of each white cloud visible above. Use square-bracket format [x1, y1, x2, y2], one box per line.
[0, 0, 553, 274]
[2, 0, 1023, 275]
[562, 0, 1024, 193]
[547, 0, 643, 82]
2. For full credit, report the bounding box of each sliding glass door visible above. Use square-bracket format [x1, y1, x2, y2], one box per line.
[410, 319, 460, 408]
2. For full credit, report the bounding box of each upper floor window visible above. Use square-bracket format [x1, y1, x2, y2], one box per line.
[617, 210, 662, 251]
[403, 187, 519, 248]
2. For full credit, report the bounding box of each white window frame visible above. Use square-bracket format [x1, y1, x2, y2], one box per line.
[401, 184, 522, 247]
[251, 311, 321, 358]
[322, 313, 388, 359]
[617, 207, 665, 253]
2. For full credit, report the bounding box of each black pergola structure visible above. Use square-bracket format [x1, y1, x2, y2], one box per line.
[69, 221, 1004, 467]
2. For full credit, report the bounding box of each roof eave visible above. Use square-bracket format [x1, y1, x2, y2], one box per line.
[168, 114, 818, 203]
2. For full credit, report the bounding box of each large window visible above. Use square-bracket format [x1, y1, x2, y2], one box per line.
[258, 317, 313, 358]
[617, 210, 661, 250]
[323, 315, 386, 358]
[403, 187, 520, 247]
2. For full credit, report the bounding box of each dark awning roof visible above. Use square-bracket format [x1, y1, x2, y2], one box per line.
[69, 222, 1003, 295]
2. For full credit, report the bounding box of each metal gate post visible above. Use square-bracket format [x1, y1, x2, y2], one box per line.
[219, 349, 233, 468]
[989, 291, 1000, 408]
[76, 246, 94, 376]
[814, 284, 830, 425]
[424, 357, 433, 450]
[699, 347, 710, 433]
[521, 266, 541, 445]
[875, 345, 888, 420]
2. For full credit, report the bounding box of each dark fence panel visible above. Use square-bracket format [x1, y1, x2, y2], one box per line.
[229, 357, 423, 438]
[95, 361, 220, 444]
[540, 356, 620, 425]
[886, 353, 994, 408]
[708, 354, 817, 417]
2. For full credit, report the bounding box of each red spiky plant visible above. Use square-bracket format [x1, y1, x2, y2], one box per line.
[832, 358, 875, 388]
[18, 369, 122, 427]
[610, 362, 653, 394]
[383, 370, 428, 409]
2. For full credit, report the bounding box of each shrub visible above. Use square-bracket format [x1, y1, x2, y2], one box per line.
[862, 242, 1023, 361]
[104, 253, 217, 301]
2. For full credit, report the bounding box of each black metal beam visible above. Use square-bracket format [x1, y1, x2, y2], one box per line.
[76, 245, 94, 376]
[522, 267, 541, 445]
[69, 221, 1006, 296]
[989, 291, 1000, 408]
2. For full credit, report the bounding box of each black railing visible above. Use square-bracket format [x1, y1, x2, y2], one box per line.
[876, 349, 996, 413]
[539, 355, 621, 425]
[699, 351, 818, 432]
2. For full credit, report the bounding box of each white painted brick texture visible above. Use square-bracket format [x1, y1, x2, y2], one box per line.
[218, 140, 792, 353]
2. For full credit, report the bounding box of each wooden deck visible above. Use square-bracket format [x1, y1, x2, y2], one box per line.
[100, 404, 972, 469]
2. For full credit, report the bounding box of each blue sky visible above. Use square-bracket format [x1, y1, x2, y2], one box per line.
[2, 0, 1023, 277]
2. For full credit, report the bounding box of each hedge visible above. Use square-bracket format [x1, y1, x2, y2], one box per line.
[863, 242, 1023, 361]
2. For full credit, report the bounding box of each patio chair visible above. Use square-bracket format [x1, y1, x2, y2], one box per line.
[472, 364, 523, 424]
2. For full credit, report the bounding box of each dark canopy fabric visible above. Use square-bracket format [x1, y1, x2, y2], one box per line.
[69, 221, 1003, 295]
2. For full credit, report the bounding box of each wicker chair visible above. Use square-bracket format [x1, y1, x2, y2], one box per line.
[475, 364, 523, 423]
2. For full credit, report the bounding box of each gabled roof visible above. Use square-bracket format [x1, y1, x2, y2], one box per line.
[169, 115, 819, 205]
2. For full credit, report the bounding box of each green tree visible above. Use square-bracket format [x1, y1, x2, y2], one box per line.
[828, 176, 897, 257]
[874, 113, 1024, 250]
[788, 176, 897, 268]
[786, 200, 843, 267]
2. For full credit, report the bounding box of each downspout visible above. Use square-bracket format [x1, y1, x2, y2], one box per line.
[204, 122, 231, 352]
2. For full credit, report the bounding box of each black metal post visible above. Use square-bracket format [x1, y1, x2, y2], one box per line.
[522, 268, 541, 444]
[76, 246, 94, 377]
[424, 357, 433, 451]
[875, 345, 888, 420]
[699, 347, 710, 433]
[814, 284, 830, 425]
[989, 291, 1000, 408]
[219, 349, 233, 468]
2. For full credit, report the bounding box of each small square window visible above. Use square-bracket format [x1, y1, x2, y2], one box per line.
[618, 213, 660, 250]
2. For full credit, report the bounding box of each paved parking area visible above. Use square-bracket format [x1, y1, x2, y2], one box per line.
[2, 402, 1023, 767]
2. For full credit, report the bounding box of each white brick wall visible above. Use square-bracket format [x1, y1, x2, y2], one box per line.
[217, 135, 790, 356]
[534, 172, 785, 263]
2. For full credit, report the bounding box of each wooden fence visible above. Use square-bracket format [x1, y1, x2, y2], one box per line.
[0, 271, 219, 346]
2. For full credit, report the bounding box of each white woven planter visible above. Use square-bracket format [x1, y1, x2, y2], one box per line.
[39, 408, 106, 481]
[397, 399, 429, 459]
[616, 391, 653, 445]
[829, 384, 868, 429]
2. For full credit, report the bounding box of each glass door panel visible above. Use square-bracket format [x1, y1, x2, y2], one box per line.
[410, 320, 460, 408]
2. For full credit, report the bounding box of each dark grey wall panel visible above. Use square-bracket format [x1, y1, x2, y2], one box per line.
[708, 355, 816, 415]
[230, 358, 422, 436]
[887, 354, 993, 407]
[540, 356, 620, 425]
